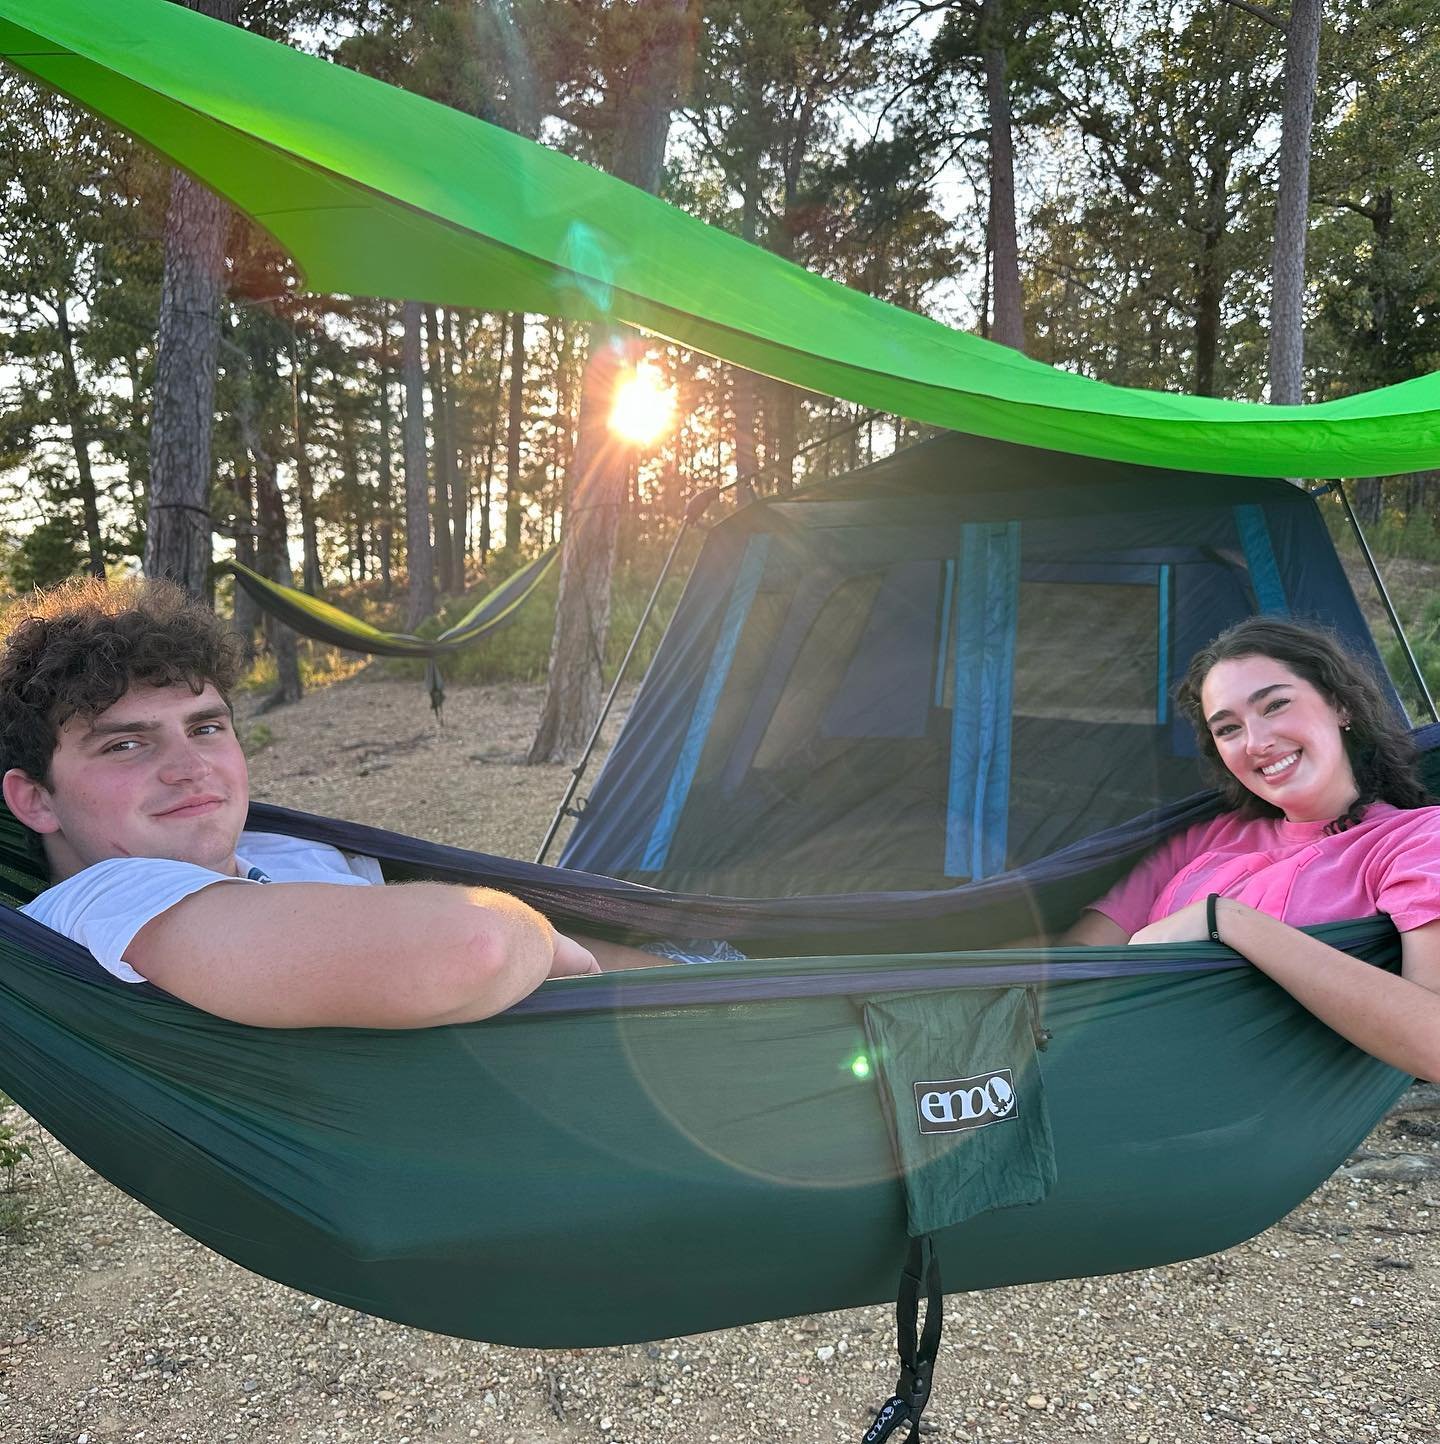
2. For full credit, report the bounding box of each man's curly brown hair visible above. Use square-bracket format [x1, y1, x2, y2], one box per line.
[0, 578, 247, 785]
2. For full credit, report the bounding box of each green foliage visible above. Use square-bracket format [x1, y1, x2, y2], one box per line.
[1323, 489, 1440, 718]
[242, 720, 274, 754]
[1362, 511, 1440, 567]
[1024, 0, 1279, 397]
[1308, 0, 1440, 399]
[236, 635, 370, 696]
[1322, 484, 1440, 565]
[1382, 595, 1440, 723]
[6, 513, 88, 591]
[0, 1116, 30, 1185]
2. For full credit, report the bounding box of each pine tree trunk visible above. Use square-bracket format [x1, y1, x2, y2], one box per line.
[527, 334, 627, 762]
[505, 311, 526, 553]
[1267, 0, 1322, 406]
[123, 352, 149, 520]
[529, 0, 693, 762]
[732, 184, 761, 503]
[375, 340, 395, 594]
[444, 309, 469, 580]
[1352, 478, 1383, 527]
[982, 0, 1025, 353]
[229, 465, 260, 656]
[54, 293, 106, 578]
[341, 412, 363, 579]
[402, 299, 435, 628]
[234, 328, 301, 708]
[144, 0, 240, 596]
[1193, 147, 1229, 398]
[772, 384, 796, 494]
[290, 360, 322, 594]
[479, 320, 505, 561]
[423, 304, 455, 594]
[253, 446, 303, 709]
[1404, 471, 1433, 523]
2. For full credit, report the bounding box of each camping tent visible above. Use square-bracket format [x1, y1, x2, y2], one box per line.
[562, 432, 1383, 897]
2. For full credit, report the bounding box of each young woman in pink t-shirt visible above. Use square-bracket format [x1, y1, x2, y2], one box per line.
[1068, 617, 1440, 1081]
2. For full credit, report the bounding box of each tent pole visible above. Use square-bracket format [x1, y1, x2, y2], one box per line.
[1334, 479, 1439, 725]
[534, 487, 721, 865]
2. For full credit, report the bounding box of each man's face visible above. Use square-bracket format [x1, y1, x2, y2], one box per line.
[5, 681, 250, 880]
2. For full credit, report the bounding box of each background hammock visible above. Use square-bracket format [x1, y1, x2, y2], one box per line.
[222, 550, 557, 709]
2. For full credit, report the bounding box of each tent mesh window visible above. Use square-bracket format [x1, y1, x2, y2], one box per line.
[662, 549, 951, 894]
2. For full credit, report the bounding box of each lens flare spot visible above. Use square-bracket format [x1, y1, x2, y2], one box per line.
[849, 1053, 872, 1080]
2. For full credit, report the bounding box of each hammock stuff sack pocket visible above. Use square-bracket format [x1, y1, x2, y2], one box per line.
[857, 987, 1056, 1443]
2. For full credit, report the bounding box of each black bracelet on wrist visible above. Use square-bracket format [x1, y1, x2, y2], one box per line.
[1206, 892, 1222, 944]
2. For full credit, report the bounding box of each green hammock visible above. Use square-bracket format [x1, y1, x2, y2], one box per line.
[4, 0, 1440, 479]
[0, 793, 1414, 1347]
[223, 550, 556, 659]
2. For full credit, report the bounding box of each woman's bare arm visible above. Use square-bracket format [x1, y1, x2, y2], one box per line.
[1132, 897, 1440, 1081]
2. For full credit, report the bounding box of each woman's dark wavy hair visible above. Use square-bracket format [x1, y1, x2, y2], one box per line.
[1175, 616, 1429, 831]
[0, 577, 246, 785]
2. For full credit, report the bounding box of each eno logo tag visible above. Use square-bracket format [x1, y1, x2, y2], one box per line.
[913, 1069, 1017, 1135]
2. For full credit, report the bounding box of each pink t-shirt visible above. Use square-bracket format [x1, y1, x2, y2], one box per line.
[1091, 802, 1440, 938]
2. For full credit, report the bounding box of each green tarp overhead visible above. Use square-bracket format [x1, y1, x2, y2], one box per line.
[3, 0, 1440, 478]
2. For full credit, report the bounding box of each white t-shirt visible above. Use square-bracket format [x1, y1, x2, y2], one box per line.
[20, 831, 384, 985]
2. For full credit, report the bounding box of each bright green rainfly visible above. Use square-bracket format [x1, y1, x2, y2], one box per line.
[3, 0, 1440, 478]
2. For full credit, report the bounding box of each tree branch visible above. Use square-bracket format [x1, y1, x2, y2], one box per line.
[1216, 0, 1285, 31]
[1315, 194, 1380, 222]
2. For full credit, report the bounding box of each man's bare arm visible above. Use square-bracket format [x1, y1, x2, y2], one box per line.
[126, 880, 598, 1029]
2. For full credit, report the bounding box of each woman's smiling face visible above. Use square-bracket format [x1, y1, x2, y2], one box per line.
[1200, 653, 1359, 823]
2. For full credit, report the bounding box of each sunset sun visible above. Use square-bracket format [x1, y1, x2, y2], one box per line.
[609, 361, 676, 446]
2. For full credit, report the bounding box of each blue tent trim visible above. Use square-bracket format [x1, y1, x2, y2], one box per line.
[642, 534, 770, 871]
[946, 522, 1020, 880]
[1233, 505, 1288, 614]
[1157, 563, 1172, 725]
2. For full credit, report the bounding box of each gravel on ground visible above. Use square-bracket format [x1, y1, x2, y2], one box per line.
[2, 673, 1438, 1444]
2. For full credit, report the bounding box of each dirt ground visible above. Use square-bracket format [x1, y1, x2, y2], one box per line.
[2, 673, 1439, 1444]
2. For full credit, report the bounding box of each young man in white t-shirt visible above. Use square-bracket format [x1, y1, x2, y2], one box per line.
[0, 577, 684, 1028]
